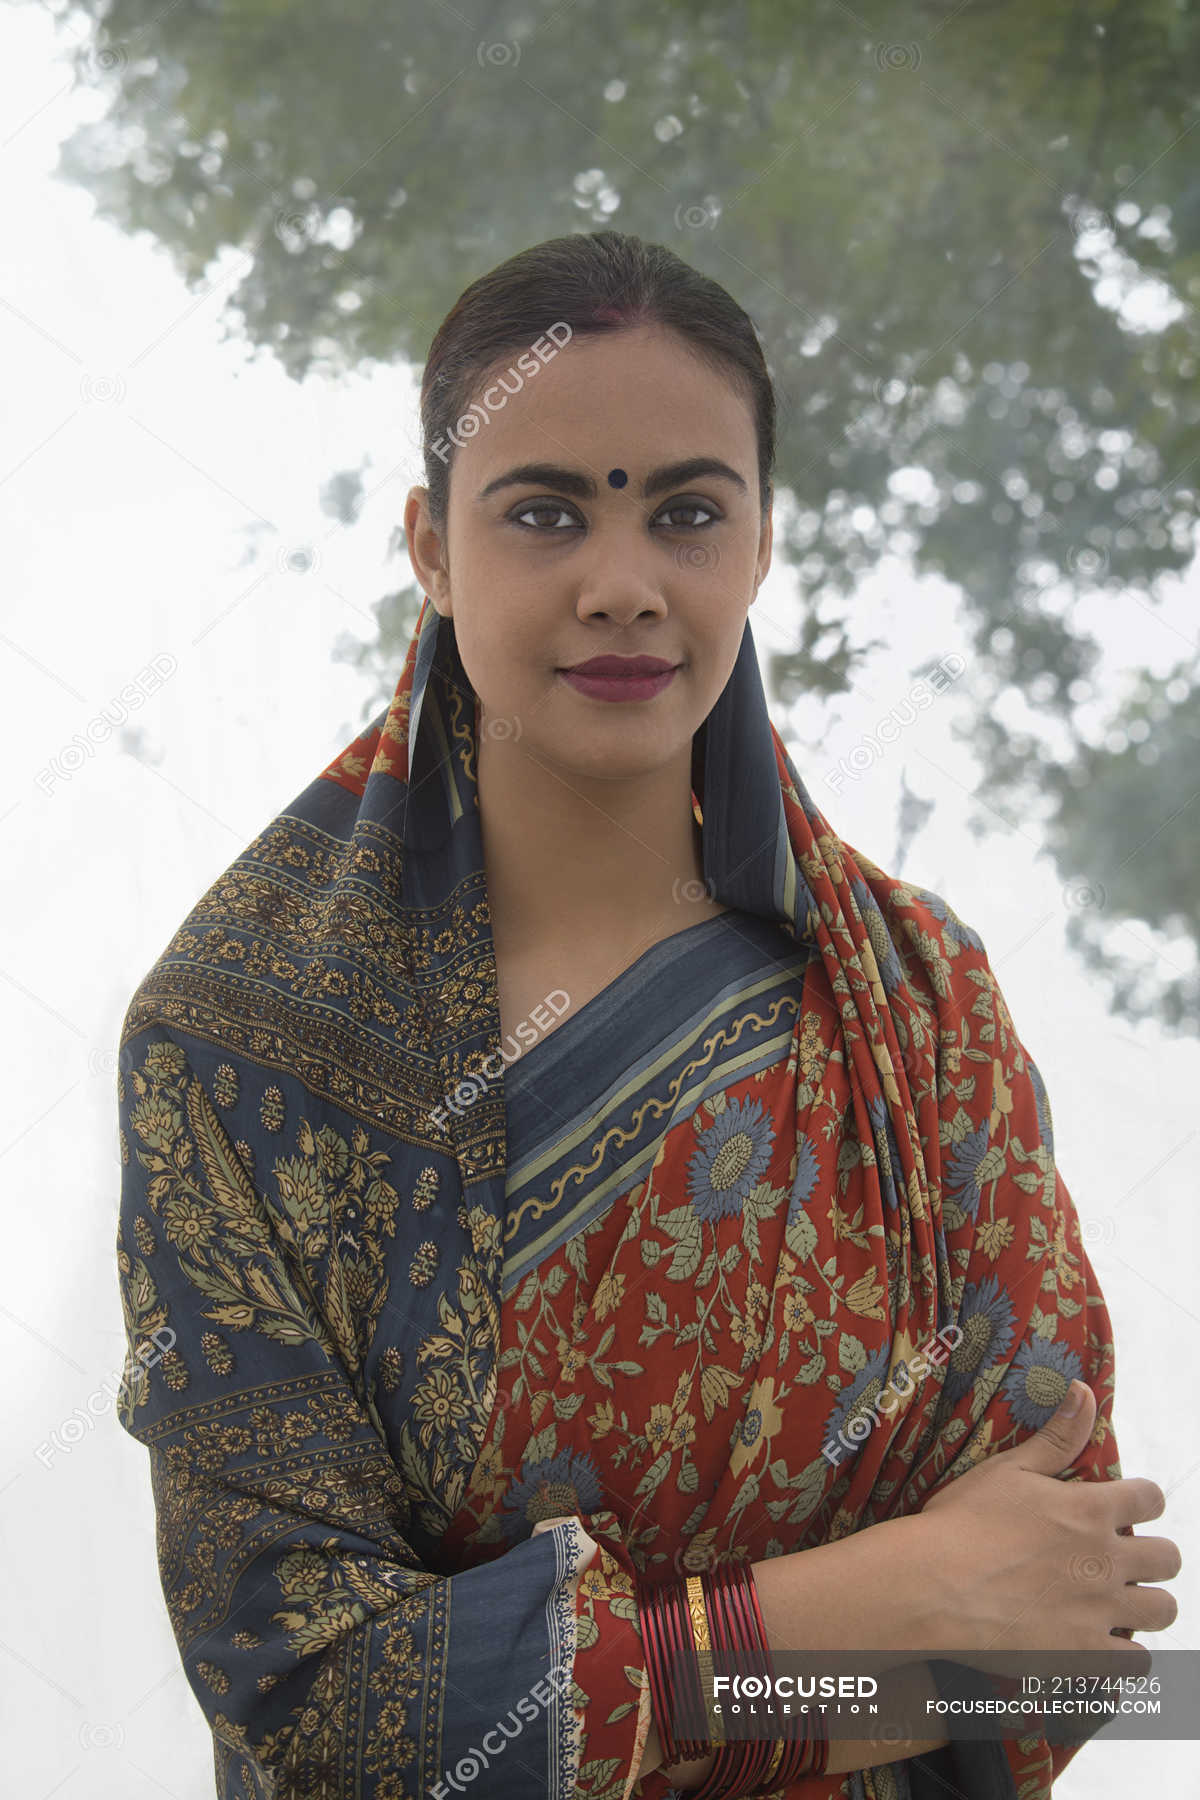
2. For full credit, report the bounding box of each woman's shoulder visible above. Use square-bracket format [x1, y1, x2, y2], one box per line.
[119, 759, 376, 1054]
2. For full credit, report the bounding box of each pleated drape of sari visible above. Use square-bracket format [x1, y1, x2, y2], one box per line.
[115, 593, 1120, 1800]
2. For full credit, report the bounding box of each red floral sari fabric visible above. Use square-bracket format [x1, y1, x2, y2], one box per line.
[436, 741, 1120, 1798]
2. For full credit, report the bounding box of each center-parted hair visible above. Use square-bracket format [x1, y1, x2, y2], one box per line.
[419, 229, 777, 534]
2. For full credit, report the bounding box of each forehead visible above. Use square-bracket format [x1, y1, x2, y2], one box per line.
[459, 323, 756, 474]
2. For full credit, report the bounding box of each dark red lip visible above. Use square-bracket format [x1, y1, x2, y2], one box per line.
[560, 655, 681, 676]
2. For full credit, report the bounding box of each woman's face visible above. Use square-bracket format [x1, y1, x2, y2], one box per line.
[405, 322, 773, 785]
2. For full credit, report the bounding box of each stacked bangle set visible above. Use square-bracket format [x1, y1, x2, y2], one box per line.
[638, 1559, 829, 1795]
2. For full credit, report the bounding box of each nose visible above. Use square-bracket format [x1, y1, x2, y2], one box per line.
[574, 557, 669, 628]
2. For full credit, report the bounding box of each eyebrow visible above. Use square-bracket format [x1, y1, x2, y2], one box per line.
[475, 456, 749, 504]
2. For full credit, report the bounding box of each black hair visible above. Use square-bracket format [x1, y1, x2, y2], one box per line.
[419, 229, 776, 536]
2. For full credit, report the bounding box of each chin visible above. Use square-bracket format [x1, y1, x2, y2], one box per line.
[557, 729, 689, 781]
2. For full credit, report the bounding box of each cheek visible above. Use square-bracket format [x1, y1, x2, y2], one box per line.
[692, 626, 750, 716]
[452, 612, 539, 704]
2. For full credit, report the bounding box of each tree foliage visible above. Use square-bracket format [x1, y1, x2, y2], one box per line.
[54, 0, 1200, 1029]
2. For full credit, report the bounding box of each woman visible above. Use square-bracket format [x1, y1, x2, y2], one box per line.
[115, 230, 1179, 1800]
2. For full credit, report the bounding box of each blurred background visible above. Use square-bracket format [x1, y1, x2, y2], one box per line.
[2, 0, 1198, 1793]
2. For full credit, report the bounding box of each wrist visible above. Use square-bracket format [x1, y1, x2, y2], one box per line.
[885, 1510, 959, 1652]
[753, 1513, 954, 1662]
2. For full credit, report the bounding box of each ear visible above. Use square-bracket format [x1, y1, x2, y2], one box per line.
[752, 498, 773, 600]
[404, 486, 452, 616]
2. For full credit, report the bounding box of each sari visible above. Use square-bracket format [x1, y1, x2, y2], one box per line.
[115, 592, 1120, 1800]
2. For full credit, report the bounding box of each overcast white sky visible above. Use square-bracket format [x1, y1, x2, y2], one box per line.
[2, 5, 1197, 1795]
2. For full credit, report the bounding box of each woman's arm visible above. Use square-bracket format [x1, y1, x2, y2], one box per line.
[633, 1513, 951, 1788]
[636, 1662, 949, 1786]
[116, 1023, 654, 1797]
[633, 1382, 1179, 1792]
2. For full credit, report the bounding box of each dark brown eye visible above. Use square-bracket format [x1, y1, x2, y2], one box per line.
[508, 496, 720, 532]
[512, 501, 579, 530]
[657, 500, 718, 528]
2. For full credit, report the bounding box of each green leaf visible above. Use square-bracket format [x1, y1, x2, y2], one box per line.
[977, 1145, 1006, 1185]
[633, 1449, 672, 1499]
[785, 1209, 817, 1261]
[524, 1424, 557, 1465]
[667, 1215, 704, 1281]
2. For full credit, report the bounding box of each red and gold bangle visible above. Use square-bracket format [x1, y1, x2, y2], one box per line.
[671, 1570, 715, 1763]
[685, 1588, 747, 1797]
[642, 1556, 828, 1797]
[722, 1559, 778, 1791]
[754, 1556, 827, 1782]
[746, 1555, 828, 1779]
[685, 1562, 768, 1799]
[734, 1564, 805, 1783]
[642, 1575, 706, 1767]
[753, 1547, 828, 1779]
[638, 1581, 681, 1768]
[686, 1573, 727, 1751]
[713, 1558, 812, 1791]
[653, 1576, 696, 1762]
[737, 1560, 783, 1791]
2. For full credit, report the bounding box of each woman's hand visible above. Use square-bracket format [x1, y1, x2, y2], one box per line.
[918, 1380, 1181, 1675]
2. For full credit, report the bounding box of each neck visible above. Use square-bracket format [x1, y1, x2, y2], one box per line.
[477, 731, 715, 954]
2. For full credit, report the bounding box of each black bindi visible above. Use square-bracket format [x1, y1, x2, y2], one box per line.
[607, 468, 628, 488]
